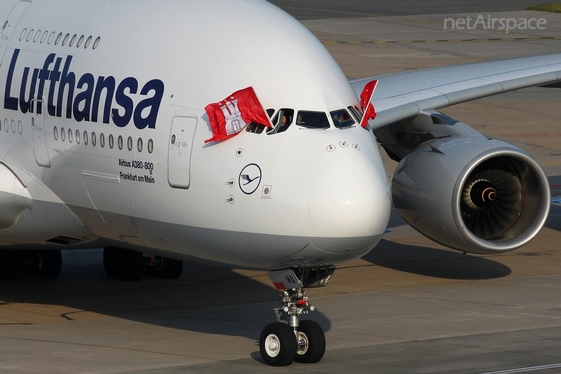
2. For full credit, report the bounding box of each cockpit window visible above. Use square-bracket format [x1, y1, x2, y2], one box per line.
[330, 109, 356, 129]
[348, 106, 363, 123]
[295, 111, 330, 129]
[348, 106, 370, 130]
[247, 108, 333, 133]
[246, 108, 276, 134]
[246, 122, 265, 134]
[267, 108, 294, 135]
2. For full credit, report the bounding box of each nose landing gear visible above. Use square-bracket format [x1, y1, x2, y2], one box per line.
[259, 268, 333, 366]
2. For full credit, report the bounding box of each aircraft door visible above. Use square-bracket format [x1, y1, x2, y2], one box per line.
[0, 0, 31, 67]
[30, 97, 51, 167]
[168, 114, 197, 188]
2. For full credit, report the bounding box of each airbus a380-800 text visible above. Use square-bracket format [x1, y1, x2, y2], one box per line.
[0, 0, 559, 366]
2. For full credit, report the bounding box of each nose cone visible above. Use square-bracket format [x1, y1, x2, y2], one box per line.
[308, 154, 391, 255]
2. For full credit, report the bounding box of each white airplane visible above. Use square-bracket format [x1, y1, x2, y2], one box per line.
[0, 0, 558, 366]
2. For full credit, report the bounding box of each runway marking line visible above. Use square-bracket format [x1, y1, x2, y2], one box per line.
[480, 363, 561, 374]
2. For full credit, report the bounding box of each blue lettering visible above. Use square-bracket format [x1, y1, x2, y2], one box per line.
[47, 57, 62, 116]
[73, 73, 94, 122]
[19, 67, 39, 114]
[37, 53, 55, 115]
[134, 79, 164, 129]
[56, 56, 74, 118]
[113, 77, 138, 128]
[4, 49, 20, 111]
[3, 49, 164, 129]
[92, 76, 115, 124]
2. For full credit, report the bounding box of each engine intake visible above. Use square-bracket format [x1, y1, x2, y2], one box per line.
[392, 136, 550, 254]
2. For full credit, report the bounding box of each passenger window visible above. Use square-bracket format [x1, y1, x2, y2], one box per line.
[296, 111, 330, 129]
[330, 109, 355, 129]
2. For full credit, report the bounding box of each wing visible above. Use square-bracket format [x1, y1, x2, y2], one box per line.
[350, 53, 561, 128]
[350, 54, 558, 255]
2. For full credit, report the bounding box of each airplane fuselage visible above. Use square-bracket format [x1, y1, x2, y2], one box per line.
[0, 0, 392, 269]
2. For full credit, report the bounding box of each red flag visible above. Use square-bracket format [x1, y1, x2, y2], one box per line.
[204, 87, 271, 143]
[359, 80, 378, 128]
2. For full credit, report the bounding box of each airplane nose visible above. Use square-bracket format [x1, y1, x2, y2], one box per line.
[308, 154, 391, 254]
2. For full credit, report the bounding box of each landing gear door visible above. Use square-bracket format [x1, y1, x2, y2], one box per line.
[168, 114, 197, 189]
[0, 0, 31, 66]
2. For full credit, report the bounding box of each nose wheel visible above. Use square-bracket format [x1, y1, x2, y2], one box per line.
[295, 319, 326, 363]
[259, 322, 297, 366]
[259, 268, 332, 366]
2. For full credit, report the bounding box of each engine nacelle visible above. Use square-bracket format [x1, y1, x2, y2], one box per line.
[392, 136, 550, 254]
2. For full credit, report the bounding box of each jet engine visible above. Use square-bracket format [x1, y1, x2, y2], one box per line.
[391, 136, 550, 254]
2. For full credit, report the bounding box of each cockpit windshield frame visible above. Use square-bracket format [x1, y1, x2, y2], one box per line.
[267, 108, 294, 134]
[247, 106, 363, 135]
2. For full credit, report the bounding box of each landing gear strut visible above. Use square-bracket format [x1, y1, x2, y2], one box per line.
[259, 268, 334, 366]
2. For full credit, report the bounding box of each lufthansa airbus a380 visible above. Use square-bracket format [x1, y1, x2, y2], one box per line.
[0, 0, 558, 366]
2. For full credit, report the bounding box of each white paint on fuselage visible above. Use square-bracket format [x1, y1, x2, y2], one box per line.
[0, 0, 391, 269]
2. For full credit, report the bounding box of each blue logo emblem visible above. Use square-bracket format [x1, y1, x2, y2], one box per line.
[239, 163, 261, 195]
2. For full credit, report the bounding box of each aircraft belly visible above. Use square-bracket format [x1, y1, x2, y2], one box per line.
[0, 199, 96, 247]
[69, 207, 379, 269]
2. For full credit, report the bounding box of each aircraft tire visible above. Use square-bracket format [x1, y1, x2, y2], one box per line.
[40, 250, 62, 279]
[259, 322, 297, 366]
[295, 320, 326, 363]
[121, 249, 144, 281]
[0, 250, 18, 280]
[159, 257, 183, 279]
[103, 247, 123, 278]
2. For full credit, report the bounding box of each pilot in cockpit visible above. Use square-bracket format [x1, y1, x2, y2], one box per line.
[278, 114, 291, 133]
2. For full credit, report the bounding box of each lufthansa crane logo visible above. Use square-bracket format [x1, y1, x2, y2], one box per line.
[239, 163, 262, 195]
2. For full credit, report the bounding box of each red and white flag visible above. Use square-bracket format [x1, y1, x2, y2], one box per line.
[204, 87, 271, 143]
[359, 80, 378, 128]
